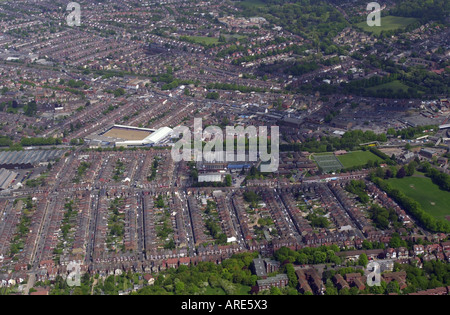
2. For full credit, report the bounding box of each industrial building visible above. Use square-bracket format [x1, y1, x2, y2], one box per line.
[197, 154, 255, 173]
[0, 168, 17, 190]
[198, 174, 224, 183]
[0, 150, 64, 169]
[419, 148, 438, 159]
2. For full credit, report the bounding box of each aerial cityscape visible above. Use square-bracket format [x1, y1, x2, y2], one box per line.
[0, 0, 449, 298]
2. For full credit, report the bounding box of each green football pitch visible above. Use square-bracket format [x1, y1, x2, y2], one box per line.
[337, 151, 384, 169]
[388, 175, 450, 221]
[357, 15, 418, 35]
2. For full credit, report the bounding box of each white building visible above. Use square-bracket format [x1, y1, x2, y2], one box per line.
[116, 127, 173, 148]
[198, 174, 223, 183]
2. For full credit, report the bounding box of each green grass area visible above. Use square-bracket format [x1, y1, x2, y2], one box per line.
[313, 150, 383, 172]
[366, 80, 410, 94]
[357, 15, 418, 35]
[203, 284, 250, 295]
[237, 0, 267, 9]
[184, 36, 219, 45]
[225, 34, 247, 41]
[204, 287, 227, 295]
[236, 285, 251, 295]
[312, 152, 335, 156]
[388, 175, 450, 221]
[337, 151, 384, 169]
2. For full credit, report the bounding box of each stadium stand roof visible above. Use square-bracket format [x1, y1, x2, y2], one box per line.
[116, 127, 173, 147]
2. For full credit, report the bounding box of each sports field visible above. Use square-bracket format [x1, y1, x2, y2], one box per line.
[357, 15, 418, 35]
[388, 175, 450, 221]
[313, 154, 343, 173]
[103, 127, 152, 141]
[337, 151, 384, 169]
[183, 36, 219, 45]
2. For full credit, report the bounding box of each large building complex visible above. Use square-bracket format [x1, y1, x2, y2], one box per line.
[0, 150, 64, 169]
[85, 125, 173, 148]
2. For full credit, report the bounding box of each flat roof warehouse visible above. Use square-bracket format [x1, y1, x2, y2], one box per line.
[0, 150, 64, 169]
[0, 169, 18, 190]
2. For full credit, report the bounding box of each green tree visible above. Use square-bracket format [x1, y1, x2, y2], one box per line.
[406, 162, 416, 176]
[386, 280, 400, 294]
[270, 286, 282, 295]
[358, 253, 369, 268]
[175, 280, 185, 295]
[285, 263, 297, 288]
[225, 174, 232, 187]
[397, 167, 406, 179]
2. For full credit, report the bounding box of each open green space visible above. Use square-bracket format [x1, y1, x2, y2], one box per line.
[313, 150, 383, 172]
[225, 34, 247, 41]
[388, 175, 450, 221]
[237, 0, 267, 9]
[237, 285, 252, 295]
[357, 15, 418, 35]
[204, 286, 227, 295]
[366, 80, 410, 94]
[337, 151, 384, 169]
[183, 36, 219, 45]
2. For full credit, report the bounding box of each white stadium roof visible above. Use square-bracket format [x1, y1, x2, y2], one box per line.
[143, 127, 173, 144]
[116, 127, 173, 147]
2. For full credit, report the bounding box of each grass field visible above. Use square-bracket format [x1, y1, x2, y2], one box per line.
[313, 151, 382, 172]
[237, 285, 251, 295]
[183, 35, 246, 46]
[366, 80, 410, 94]
[225, 34, 247, 41]
[237, 0, 267, 9]
[204, 287, 227, 295]
[184, 36, 219, 45]
[388, 175, 450, 221]
[204, 284, 251, 295]
[357, 15, 418, 35]
[103, 127, 152, 141]
[337, 151, 384, 169]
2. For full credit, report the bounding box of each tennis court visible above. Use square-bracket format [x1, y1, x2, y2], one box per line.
[313, 154, 344, 173]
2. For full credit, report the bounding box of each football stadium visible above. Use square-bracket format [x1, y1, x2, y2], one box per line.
[85, 125, 173, 148]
